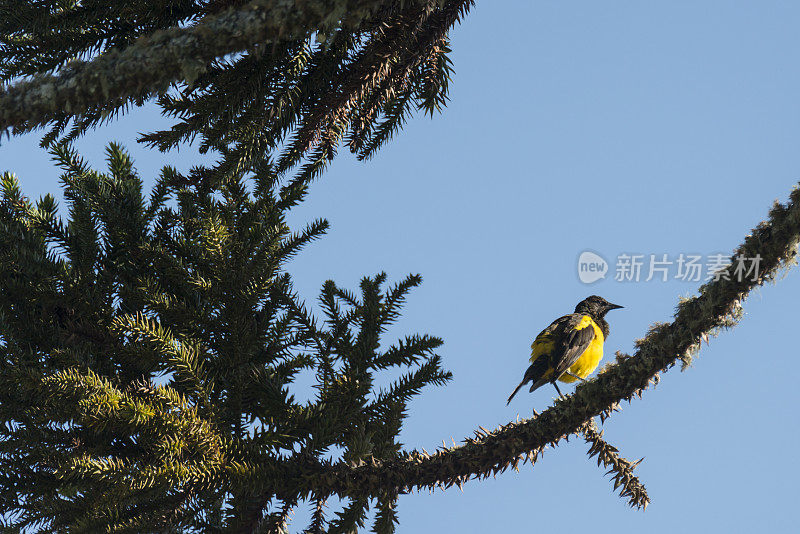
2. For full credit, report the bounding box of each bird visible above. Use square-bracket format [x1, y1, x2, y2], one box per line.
[507, 295, 623, 404]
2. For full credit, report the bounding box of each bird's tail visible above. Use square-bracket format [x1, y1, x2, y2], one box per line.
[506, 380, 527, 405]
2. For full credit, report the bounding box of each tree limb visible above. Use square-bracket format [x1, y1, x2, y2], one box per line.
[581, 418, 648, 509]
[241, 182, 800, 499]
[0, 0, 437, 138]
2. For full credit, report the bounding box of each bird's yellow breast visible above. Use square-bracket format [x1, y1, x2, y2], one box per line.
[560, 316, 604, 383]
[529, 315, 605, 383]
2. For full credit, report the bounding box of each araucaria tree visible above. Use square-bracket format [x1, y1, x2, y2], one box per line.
[1, 1, 800, 532]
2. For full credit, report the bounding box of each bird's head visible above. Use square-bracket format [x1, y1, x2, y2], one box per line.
[574, 295, 623, 318]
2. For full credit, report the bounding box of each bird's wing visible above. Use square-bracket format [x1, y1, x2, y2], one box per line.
[511, 314, 597, 400]
[550, 314, 596, 380]
[519, 315, 579, 388]
[529, 320, 560, 362]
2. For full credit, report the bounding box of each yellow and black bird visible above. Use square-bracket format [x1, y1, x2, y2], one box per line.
[507, 295, 623, 404]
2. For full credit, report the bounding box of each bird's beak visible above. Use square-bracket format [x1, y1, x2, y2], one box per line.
[606, 303, 624, 311]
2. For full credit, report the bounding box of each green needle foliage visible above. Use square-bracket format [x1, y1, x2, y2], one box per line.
[0, 146, 450, 532]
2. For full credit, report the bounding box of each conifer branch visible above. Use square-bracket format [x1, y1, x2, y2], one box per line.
[0, 0, 439, 138]
[254, 497, 296, 534]
[242, 183, 800, 500]
[580, 419, 649, 509]
[303, 497, 328, 534]
[274, 0, 470, 172]
[371, 490, 399, 534]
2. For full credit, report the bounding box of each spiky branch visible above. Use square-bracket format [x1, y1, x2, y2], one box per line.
[226, 182, 800, 504]
[0, 0, 419, 129]
[581, 418, 648, 509]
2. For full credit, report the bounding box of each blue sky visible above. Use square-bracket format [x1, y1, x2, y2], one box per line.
[2, 1, 799, 532]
